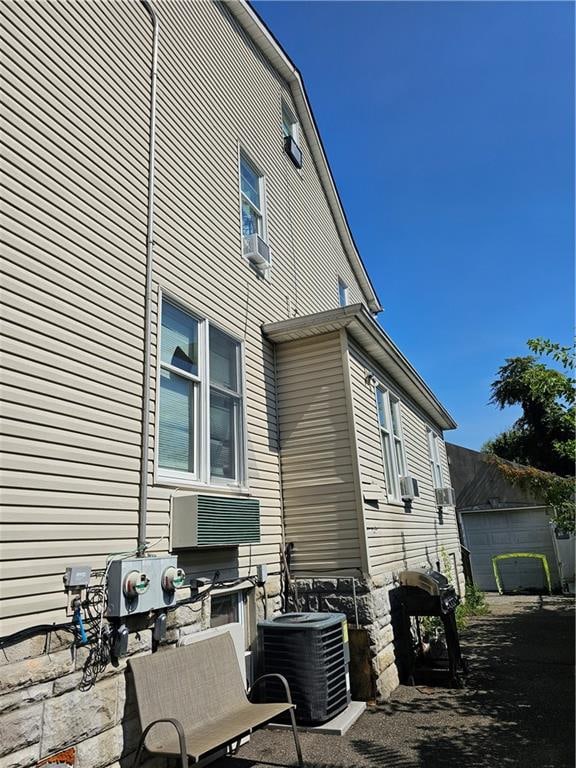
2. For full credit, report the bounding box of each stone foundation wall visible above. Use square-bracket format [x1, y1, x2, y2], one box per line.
[1, 580, 282, 768]
[289, 575, 401, 701]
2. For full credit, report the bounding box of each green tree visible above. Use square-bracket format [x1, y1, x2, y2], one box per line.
[484, 338, 574, 476]
[483, 338, 575, 532]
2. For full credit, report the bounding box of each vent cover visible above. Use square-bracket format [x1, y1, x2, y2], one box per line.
[172, 494, 260, 548]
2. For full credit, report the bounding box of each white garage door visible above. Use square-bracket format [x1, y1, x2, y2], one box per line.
[462, 507, 559, 591]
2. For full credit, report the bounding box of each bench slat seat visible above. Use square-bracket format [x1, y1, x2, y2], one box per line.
[128, 631, 303, 766]
[145, 702, 292, 760]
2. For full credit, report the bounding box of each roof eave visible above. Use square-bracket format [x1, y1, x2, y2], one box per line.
[263, 304, 457, 431]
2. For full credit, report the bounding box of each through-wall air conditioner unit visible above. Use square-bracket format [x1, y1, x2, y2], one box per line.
[283, 135, 303, 169]
[400, 475, 420, 501]
[243, 233, 270, 272]
[172, 494, 260, 548]
[435, 487, 456, 507]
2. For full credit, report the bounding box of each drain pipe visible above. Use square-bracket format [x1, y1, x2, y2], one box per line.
[137, 0, 159, 557]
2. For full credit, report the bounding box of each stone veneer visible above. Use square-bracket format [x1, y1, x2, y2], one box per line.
[288, 574, 402, 701]
[0, 578, 282, 768]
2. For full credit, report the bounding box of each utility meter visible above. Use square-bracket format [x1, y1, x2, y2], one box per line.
[161, 566, 186, 592]
[123, 570, 151, 598]
[106, 556, 181, 616]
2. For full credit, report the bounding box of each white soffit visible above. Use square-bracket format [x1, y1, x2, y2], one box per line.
[263, 304, 457, 432]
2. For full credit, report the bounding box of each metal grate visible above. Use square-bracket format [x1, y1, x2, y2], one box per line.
[258, 613, 350, 724]
[172, 494, 260, 548]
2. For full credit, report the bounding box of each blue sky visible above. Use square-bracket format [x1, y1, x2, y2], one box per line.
[253, 0, 574, 449]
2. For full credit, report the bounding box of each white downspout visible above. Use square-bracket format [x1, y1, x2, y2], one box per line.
[138, 0, 159, 556]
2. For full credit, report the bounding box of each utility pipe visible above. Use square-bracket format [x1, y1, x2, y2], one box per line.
[137, 0, 159, 556]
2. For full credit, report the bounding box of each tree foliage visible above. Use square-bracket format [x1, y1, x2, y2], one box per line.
[483, 338, 575, 532]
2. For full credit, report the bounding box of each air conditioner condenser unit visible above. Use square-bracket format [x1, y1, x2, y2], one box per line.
[257, 612, 351, 725]
[400, 475, 420, 500]
[435, 487, 456, 507]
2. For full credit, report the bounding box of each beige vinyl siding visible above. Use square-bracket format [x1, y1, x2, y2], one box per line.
[275, 333, 363, 575]
[1, 0, 148, 633]
[347, 343, 462, 582]
[0, 0, 373, 632]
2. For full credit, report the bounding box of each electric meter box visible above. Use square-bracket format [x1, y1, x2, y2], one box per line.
[106, 556, 183, 617]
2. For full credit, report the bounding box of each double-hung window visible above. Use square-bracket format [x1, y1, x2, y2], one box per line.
[282, 102, 297, 141]
[376, 386, 407, 501]
[240, 153, 265, 240]
[427, 428, 444, 489]
[158, 297, 244, 486]
[209, 326, 242, 482]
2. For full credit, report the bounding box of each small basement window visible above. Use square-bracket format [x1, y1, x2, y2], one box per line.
[211, 590, 245, 628]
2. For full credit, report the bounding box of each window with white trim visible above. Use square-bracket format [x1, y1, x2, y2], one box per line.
[210, 590, 245, 628]
[240, 153, 265, 240]
[158, 298, 244, 486]
[282, 101, 298, 141]
[376, 387, 407, 501]
[427, 428, 444, 489]
[281, 101, 303, 168]
[338, 278, 349, 307]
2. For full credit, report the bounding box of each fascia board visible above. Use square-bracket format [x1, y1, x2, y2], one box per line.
[263, 304, 457, 431]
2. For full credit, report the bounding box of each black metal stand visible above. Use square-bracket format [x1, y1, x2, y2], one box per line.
[400, 603, 467, 688]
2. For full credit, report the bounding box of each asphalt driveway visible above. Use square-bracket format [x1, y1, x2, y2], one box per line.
[214, 595, 575, 768]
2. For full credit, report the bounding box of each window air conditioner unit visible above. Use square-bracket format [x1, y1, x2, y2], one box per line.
[435, 487, 456, 507]
[172, 494, 260, 548]
[400, 475, 420, 501]
[283, 135, 303, 169]
[243, 233, 270, 272]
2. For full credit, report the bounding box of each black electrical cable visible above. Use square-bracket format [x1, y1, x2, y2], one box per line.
[0, 623, 76, 651]
[0, 572, 260, 655]
[172, 574, 258, 607]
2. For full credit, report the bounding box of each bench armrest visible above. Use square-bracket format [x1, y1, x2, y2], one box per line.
[136, 718, 187, 768]
[248, 673, 294, 705]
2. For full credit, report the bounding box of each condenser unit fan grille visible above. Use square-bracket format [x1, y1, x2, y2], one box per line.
[258, 612, 350, 725]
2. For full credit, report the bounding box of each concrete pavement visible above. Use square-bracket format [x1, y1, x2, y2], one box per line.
[213, 595, 574, 768]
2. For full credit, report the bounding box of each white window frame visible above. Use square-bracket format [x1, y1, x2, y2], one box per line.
[427, 427, 444, 489]
[376, 386, 408, 502]
[338, 278, 349, 307]
[281, 100, 299, 144]
[239, 148, 267, 247]
[155, 291, 246, 490]
[210, 588, 246, 628]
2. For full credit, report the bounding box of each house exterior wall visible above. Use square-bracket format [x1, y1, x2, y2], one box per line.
[1, 0, 372, 637]
[348, 344, 462, 583]
[281, 335, 462, 700]
[275, 331, 365, 576]
[0, 2, 379, 762]
[0, 1, 459, 763]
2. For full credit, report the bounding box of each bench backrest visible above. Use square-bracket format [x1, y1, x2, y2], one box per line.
[128, 631, 248, 731]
